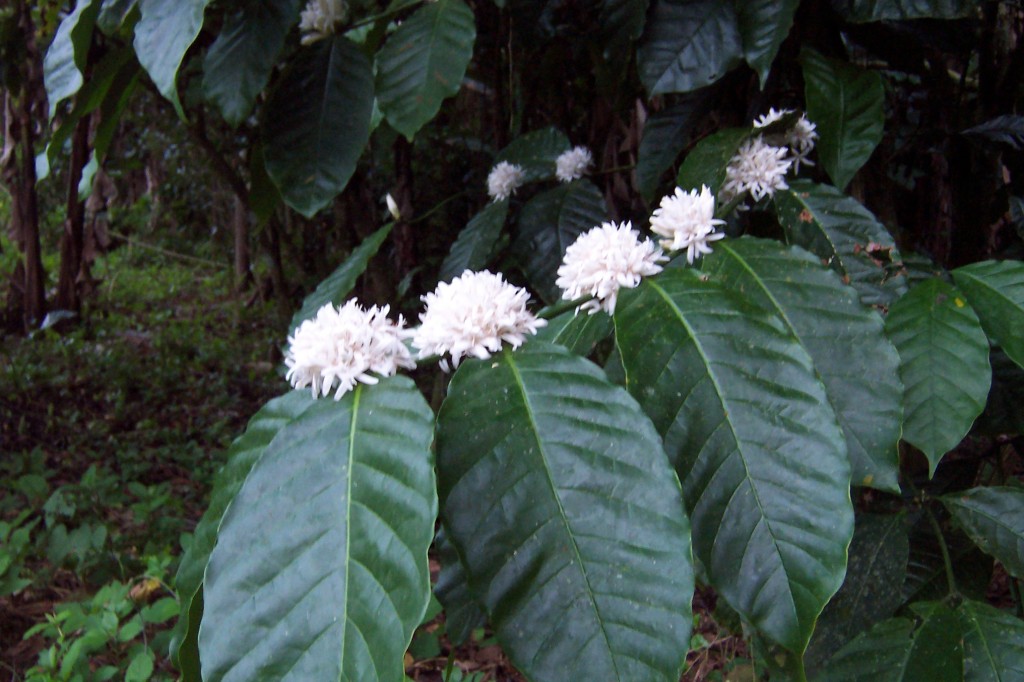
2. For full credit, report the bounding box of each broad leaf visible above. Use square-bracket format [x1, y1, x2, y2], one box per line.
[375, 0, 475, 140]
[636, 90, 718, 200]
[614, 268, 853, 653]
[700, 238, 902, 491]
[262, 35, 375, 217]
[170, 391, 316, 670]
[976, 349, 1024, 436]
[675, 128, 750, 196]
[134, 0, 212, 118]
[953, 260, 1024, 370]
[958, 599, 1024, 680]
[433, 528, 485, 646]
[823, 602, 963, 681]
[200, 378, 437, 681]
[534, 310, 613, 357]
[903, 513, 993, 604]
[78, 60, 139, 198]
[637, 0, 742, 95]
[436, 342, 694, 682]
[44, 0, 100, 118]
[962, 115, 1024, 150]
[438, 200, 508, 283]
[97, 0, 137, 34]
[287, 222, 393, 335]
[774, 180, 908, 307]
[494, 127, 571, 184]
[202, 0, 301, 127]
[737, 0, 800, 87]
[800, 47, 884, 190]
[598, 0, 648, 59]
[885, 278, 991, 472]
[831, 0, 978, 22]
[943, 487, 1024, 580]
[511, 180, 607, 303]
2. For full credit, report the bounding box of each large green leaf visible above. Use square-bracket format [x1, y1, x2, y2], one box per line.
[43, 0, 100, 118]
[511, 180, 607, 303]
[774, 180, 907, 307]
[169, 391, 316, 671]
[287, 222, 393, 335]
[953, 260, 1024, 371]
[375, 0, 475, 140]
[262, 35, 375, 217]
[823, 602, 963, 681]
[202, 0, 300, 127]
[737, 0, 800, 87]
[800, 47, 885, 191]
[613, 268, 853, 654]
[200, 377, 437, 681]
[700, 238, 902, 491]
[435, 342, 694, 682]
[943, 487, 1024, 580]
[494, 127, 571, 184]
[903, 512, 993, 604]
[433, 528, 485, 646]
[675, 128, 750, 197]
[885, 278, 991, 472]
[134, 0, 212, 118]
[958, 599, 1024, 681]
[438, 200, 508, 283]
[97, 0, 138, 34]
[637, 0, 742, 95]
[831, 0, 978, 22]
[534, 310, 613, 357]
[963, 115, 1024, 151]
[636, 90, 717, 200]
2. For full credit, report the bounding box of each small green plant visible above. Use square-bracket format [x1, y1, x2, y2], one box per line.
[0, 511, 37, 597]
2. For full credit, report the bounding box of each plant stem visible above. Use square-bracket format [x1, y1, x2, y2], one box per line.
[924, 505, 958, 597]
[536, 296, 590, 320]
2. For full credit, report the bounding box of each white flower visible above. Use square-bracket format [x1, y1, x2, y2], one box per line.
[785, 115, 818, 173]
[486, 161, 525, 201]
[385, 193, 401, 221]
[555, 146, 592, 183]
[299, 0, 347, 45]
[555, 221, 666, 315]
[753, 107, 794, 130]
[285, 300, 414, 399]
[721, 136, 792, 203]
[413, 270, 545, 369]
[649, 185, 726, 264]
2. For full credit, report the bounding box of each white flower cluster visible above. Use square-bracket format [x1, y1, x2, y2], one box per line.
[555, 222, 665, 315]
[285, 300, 414, 399]
[753, 107, 819, 173]
[413, 270, 546, 370]
[721, 108, 818, 203]
[487, 161, 525, 201]
[555, 146, 592, 183]
[650, 185, 726, 264]
[299, 0, 347, 45]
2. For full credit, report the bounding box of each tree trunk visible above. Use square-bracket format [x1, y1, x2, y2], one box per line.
[233, 195, 252, 291]
[56, 113, 92, 312]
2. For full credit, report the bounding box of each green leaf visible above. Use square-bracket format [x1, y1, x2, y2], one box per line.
[831, 0, 978, 22]
[636, 91, 718, 200]
[436, 342, 694, 682]
[962, 115, 1024, 151]
[43, 0, 100, 119]
[953, 260, 1024, 370]
[699, 238, 903, 491]
[200, 377, 437, 681]
[96, 0, 137, 34]
[141, 597, 179, 624]
[637, 0, 742, 95]
[494, 127, 571, 184]
[433, 528, 485, 646]
[613, 269, 853, 654]
[170, 391, 316, 669]
[885, 278, 991, 472]
[134, 0, 212, 119]
[943, 487, 1024, 580]
[823, 602, 963, 681]
[774, 180, 908, 307]
[800, 47, 885, 191]
[737, 0, 799, 87]
[958, 599, 1024, 680]
[598, 0, 648, 59]
[676, 128, 750, 196]
[534, 310, 613, 357]
[125, 650, 154, 682]
[287, 222, 393, 335]
[511, 180, 607, 303]
[202, 0, 301, 127]
[262, 35, 375, 217]
[903, 514, 992, 604]
[976, 349, 1024, 436]
[438, 200, 508, 283]
[375, 0, 475, 140]
[249, 144, 282, 227]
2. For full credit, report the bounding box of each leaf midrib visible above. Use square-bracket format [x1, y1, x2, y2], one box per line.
[339, 385, 363, 677]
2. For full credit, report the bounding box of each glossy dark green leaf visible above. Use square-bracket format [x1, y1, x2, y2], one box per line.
[534, 310, 613, 357]
[436, 342, 694, 682]
[953, 260, 1024, 371]
[774, 180, 908, 307]
[169, 391, 316, 671]
[831, 0, 978, 22]
[200, 378, 437, 681]
[636, 90, 718, 200]
[962, 115, 1024, 151]
[262, 35, 374, 217]
[287, 222, 393, 335]
[438, 200, 508, 283]
[44, 0, 100, 118]
[800, 47, 885, 191]
[375, 0, 475, 140]
[202, 0, 300, 127]
[249, 144, 282, 226]
[96, 0, 137, 34]
[433, 527, 485, 646]
[958, 599, 1024, 681]
[903, 513, 993, 604]
[886, 278, 991, 472]
[943, 487, 1024, 580]
[637, 0, 742, 95]
[134, 0, 212, 118]
[614, 269, 853, 654]
[494, 127, 571, 184]
[598, 0, 648, 59]
[675, 128, 750, 196]
[737, 0, 800, 87]
[701, 238, 902, 490]
[512, 180, 607, 303]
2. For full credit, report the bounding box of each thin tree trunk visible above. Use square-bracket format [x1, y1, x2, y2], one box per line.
[233, 195, 252, 291]
[56, 113, 92, 312]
